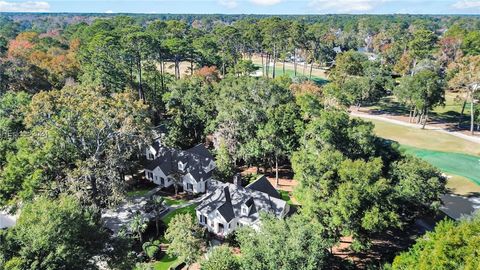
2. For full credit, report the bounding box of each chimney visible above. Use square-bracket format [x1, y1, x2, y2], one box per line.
[233, 173, 242, 187]
[224, 186, 231, 203]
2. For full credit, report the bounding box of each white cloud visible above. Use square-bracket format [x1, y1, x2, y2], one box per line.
[0, 1, 50, 12]
[218, 0, 238, 8]
[309, 0, 388, 13]
[250, 0, 282, 6]
[105, 10, 114, 13]
[452, 0, 480, 9]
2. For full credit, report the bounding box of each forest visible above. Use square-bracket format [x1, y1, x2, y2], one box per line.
[0, 13, 479, 270]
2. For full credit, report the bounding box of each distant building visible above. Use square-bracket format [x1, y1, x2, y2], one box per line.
[196, 176, 289, 237]
[144, 143, 215, 194]
[0, 211, 17, 229]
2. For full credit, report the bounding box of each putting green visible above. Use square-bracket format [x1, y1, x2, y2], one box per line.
[400, 145, 480, 185]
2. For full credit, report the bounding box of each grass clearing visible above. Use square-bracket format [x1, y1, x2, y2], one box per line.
[446, 175, 480, 196]
[152, 255, 179, 270]
[400, 145, 480, 185]
[363, 92, 472, 124]
[366, 118, 480, 156]
[126, 188, 151, 198]
[161, 203, 198, 226]
[163, 197, 186, 206]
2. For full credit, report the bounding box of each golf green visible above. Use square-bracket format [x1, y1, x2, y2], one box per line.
[400, 145, 480, 185]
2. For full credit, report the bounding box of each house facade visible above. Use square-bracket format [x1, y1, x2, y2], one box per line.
[196, 176, 290, 237]
[144, 142, 215, 194]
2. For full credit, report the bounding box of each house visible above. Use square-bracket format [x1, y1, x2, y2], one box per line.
[144, 143, 215, 194]
[195, 176, 290, 237]
[0, 211, 17, 230]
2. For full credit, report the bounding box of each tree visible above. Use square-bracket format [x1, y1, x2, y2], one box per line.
[163, 77, 215, 148]
[448, 55, 480, 134]
[258, 102, 300, 186]
[292, 109, 443, 249]
[388, 214, 480, 270]
[394, 69, 445, 128]
[0, 91, 31, 168]
[462, 30, 480, 56]
[129, 212, 148, 243]
[0, 85, 152, 207]
[150, 195, 165, 236]
[0, 196, 108, 270]
[201, 245, 239, 270]
[236, 214, 333, 270]
[214, 138, 236, 180]
[408, 29, 438, 72]
[164, 213, 203, 268]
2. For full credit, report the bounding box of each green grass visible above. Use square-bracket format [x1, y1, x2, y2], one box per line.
[161, 203, 198, 226]
[126, 188, 151, 197]
[363, 92, 472, 124]
[279, 190, 294, 205]
[163, 197, 186, 206]
[367, 118, 480, 156]
[446, 174, 480, 196]
[400, 145, 480, 186]
[139, 254, 179, 270]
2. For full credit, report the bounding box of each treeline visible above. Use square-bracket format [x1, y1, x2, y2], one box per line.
[0, 14, 479, 269]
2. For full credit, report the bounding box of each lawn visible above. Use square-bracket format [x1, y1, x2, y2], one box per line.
[126, 187, 152, 197]
[161, 203, 198, 226]
[364, 92, 472, 124]
[151, 254, 180, 270]
[363, 117, 480, 194]
[400, 145, 480, 186]
[446, 175, 480, 196]
[279, 190, 294, 205]
[163, 197, 186, 206]
[366, 118, 480, 156]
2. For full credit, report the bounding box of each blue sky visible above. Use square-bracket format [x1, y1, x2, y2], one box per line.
[0, 0, 480, 14]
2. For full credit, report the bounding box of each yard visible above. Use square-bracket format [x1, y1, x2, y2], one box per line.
[360, 117, 480, 196]
[161, 203, 198, 226]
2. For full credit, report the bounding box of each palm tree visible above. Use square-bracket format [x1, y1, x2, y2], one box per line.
[151, 195, 165, 236]
[130, 212, 148, 243]
[171, 172, 183, 196]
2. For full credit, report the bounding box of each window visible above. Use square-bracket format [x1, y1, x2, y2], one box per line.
[148, 153, 154, 160]
[242, 207, 247, 214]
[187, 183, 193, 191]
[200, 215, 208, 224]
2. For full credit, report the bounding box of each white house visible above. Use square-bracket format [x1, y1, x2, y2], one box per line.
[196, 176, 290, 237]
[144, 143, 215, 194]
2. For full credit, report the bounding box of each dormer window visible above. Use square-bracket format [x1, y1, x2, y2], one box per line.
[178, 161, 186, 171]
[242, 197, 254, 216]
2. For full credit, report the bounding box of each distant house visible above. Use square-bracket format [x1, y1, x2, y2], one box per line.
[0, 211, 17, 230]
[196, 176, 290, 237]
[144, 143, 215, 194]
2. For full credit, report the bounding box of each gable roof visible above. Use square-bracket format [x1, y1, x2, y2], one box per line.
[186, 144, 214, 160]
[145, 145, 215, 182]
[217, 187, 235, 222]
[246, 176, 281, 199]
[197, 179, 288, 224]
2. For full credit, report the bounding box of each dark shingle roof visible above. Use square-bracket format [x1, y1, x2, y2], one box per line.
[197, 180, 288, 224]
[246, 176, 281, 199]
[217, 187, 235, 222]
[186, 144, 214, 160]
[145, 145, 215, 182]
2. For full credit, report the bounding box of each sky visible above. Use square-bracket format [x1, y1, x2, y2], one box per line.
[0, 0, 480, 14]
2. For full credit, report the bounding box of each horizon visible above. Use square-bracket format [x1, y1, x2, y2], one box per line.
[0, 0, 480, 15]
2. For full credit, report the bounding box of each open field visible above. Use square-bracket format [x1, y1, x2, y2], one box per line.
[446, 175, 480, 196]
[363, 92, 474, 129]
[400, 145, 480, 186]
[366, 118, 480, 156]
[361, 117, 480, 194]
